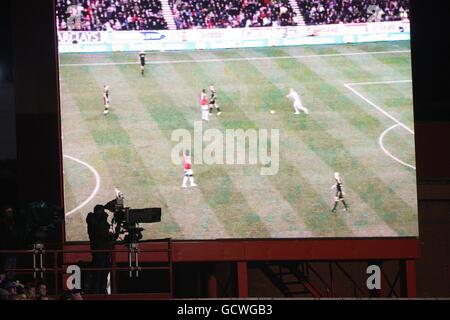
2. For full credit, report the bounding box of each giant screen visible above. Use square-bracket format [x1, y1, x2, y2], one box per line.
[57, 0, 418, 240]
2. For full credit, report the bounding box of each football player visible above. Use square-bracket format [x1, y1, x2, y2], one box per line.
[200, 89, 209, 121]
[182, 150, 197, 188]
[103, 85, 110, 115]
[331, 172, 349, 212]
[139, 50, 146, 76]
[209, 84, 221, 115]
[286, 88, 309, 115]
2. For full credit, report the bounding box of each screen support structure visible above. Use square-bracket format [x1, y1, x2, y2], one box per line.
[61, 238, 419, 298]
[172, 239, 419, 298]
[231, 259, 417, 298]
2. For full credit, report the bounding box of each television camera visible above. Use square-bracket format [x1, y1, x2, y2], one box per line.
[103, 190, 162, 278]
[104, 190, 161, 244]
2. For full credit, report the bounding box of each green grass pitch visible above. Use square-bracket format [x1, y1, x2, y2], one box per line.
[59, 41, 418, 241]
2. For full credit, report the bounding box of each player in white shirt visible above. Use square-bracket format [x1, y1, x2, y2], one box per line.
[286, 88, 309, 115]
[182, 150, 197, 188]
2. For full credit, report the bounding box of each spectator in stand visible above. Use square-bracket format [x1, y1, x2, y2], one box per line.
[36, 283, 48, 300]
[24, 283, 36, 300]
[16, 281, 25, 295]
[3, 281, 17, 296]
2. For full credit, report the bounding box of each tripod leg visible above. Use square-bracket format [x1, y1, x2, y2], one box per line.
[135, 251, 139, 278]
[40, 251, 44, 279]
[33, 252, 37, 279]
[129, 251, 133, 278]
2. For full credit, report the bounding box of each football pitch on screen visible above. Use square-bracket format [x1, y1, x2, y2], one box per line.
[59, 41, 418, 241]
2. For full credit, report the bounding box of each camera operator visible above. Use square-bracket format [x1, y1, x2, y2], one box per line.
[86, 204, 114, 294]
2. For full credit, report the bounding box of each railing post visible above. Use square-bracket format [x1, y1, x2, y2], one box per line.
[111, 246, 117, 294]
[329, 262, 334, 297]
[168, 239, 173, 299]
[405, 260, 417, 298]
[237, 261, 248, 298]
[54, 251, 59, 296]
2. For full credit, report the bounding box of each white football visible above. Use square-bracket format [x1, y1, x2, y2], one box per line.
[270, 110, 275, 114]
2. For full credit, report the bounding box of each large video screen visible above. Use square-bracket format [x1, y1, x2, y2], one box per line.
[57, 0, 418, 241]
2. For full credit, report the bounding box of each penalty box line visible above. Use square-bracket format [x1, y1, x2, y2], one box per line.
[344, 80, 414, 134]
[344, 80, 416, 170]
[59, 49, 411, 67]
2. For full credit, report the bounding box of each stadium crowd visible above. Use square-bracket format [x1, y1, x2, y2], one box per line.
[298, 0, 410, 25]
[0, 280, 83, 300]
[55, 0, 410, 31]
[170, 0, 297, 29]
[55, 0, 168, 31]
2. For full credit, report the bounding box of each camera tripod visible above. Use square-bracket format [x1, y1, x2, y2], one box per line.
[127, 242, 140, 278]
[32, 243, 45, 279]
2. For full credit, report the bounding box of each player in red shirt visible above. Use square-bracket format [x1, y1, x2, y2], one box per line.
[200, 89, 209, 121]
[182, 150, 197, 188]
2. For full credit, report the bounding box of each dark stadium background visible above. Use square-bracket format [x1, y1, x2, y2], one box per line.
[0, 0, 449, 296]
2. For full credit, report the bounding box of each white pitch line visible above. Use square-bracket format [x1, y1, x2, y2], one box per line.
[344, 82, 414, 134]
[345, 79, 412, 86]
[64, 154, 101, 216]
[379, 124, 416, 170]
[59, 49, 410, 67]
[344, 80, 416, 170]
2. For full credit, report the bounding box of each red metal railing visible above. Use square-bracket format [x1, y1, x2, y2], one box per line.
[0, 239, 173, 298]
